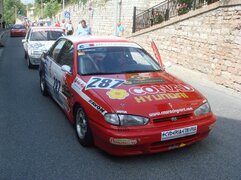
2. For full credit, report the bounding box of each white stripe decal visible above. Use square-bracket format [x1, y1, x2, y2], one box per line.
[72, 77, 107, 115]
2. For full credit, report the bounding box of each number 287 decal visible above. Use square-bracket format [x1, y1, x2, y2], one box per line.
[86, 77, 125, 90]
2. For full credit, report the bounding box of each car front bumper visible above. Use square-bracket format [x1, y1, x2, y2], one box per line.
[29, 55, 42, 65]
[91, 114, 216, 156]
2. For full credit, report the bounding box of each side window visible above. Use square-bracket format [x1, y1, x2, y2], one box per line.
[57, 41, 74, 71]
[48, 39, 66, 62]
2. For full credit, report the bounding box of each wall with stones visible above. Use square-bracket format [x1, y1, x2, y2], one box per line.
[147, 0, 166, 8]
[55, 0, 149, 36]
[130, 0, 241, 92]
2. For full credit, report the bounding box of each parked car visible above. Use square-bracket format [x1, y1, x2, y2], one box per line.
[22, 26, 65, 68]
[10, 24, 27, 37]
[39, 36, 216, 156]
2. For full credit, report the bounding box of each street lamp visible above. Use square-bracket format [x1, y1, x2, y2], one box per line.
[41, 0, 43, 18]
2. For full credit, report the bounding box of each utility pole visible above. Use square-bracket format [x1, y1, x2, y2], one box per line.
[14, 5, 17, 23]
[114, 0, 118, 36]
[41, 0, 43, 18]
[62, 0, 65, 19]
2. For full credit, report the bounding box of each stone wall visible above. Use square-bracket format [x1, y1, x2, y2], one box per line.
[55, 0, 150, 36]
[130, 0, 241, 92]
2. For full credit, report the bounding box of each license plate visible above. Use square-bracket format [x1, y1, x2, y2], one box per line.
[161, 125, 197, 141]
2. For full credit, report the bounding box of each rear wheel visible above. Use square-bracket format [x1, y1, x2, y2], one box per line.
[24, 51, 27, 59]
[40, 73, 48, 96]
[27, 56, 34, 69]
[75, 106, 93, 146]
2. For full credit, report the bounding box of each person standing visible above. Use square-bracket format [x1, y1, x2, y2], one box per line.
[55, 21, 60, 27]
[116, 22, 124, 37]
[66, 20, 74, 35]
[76, 20, 91, 36]
[60, 19, 67, 34]
[2, 21, 6, 29]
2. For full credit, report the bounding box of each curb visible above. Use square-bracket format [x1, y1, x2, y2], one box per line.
[0, 30, 8, 47]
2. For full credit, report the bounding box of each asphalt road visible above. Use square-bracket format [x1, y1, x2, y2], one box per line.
[0, 34, 241, 180]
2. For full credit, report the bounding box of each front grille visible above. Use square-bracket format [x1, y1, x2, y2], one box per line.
[153, 114, 191, 123]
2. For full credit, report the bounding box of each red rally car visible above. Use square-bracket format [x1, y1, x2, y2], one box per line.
[10, 24, 27, 37]
[39, 36, 216, 156]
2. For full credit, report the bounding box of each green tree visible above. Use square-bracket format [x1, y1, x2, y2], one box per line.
[4, 0, 27, 24]
[44, 1, 61, 18]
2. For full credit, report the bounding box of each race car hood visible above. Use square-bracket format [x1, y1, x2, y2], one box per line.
[79, 71, 206, 119]
[29, 41, 55, 51]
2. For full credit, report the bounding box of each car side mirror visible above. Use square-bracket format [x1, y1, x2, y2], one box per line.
[22, 39, 26, 43]
[163, 61, 172, 70]
[61, 65, 72, 74]
[42, 51, 48, 59]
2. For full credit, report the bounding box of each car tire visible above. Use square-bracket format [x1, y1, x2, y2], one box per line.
[24, 51, 27, 59]
[75, 106, 93, 147]
[27, 56, 34, 69]
[40, 73, 48, 96]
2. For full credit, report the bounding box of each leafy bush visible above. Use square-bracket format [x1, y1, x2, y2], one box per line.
[177, 0, 192, 15]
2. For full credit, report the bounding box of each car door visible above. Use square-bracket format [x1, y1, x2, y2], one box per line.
[49, 39, 74, 112]
[23, 29, 31, 52]
[44, 39, 66, 97]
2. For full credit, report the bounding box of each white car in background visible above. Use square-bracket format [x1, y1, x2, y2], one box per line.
[22, 26, 65, 68]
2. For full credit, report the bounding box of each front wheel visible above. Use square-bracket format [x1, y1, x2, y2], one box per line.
[24, 51, 27, 59]
[40, 73, 48, 96]
[75, 106, 93, 146]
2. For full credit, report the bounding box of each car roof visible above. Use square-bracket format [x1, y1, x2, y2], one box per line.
[30, 26, 64, 30]
[63, 35, 132, 44]
[13, 24, 25, 27]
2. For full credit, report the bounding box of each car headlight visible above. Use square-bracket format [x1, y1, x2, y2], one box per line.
[104, 114, 149, 126]
[194, 102, 211, 116]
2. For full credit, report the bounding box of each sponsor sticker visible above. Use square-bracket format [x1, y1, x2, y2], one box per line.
[129, 84, 195, 96]
[116, 110, 128, 114]
[149, 107, 193, 117]
[78, 51, 86, 56]
[106, 89, 129, 100]
[134, 92, 189, 103]
[77, 42, 141, 50]
[124, 76, 165, 85]
[109, 137, 138, 146]
[72, 77, 86, 91]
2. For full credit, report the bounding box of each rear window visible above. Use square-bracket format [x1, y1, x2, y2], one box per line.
[30, 31, 64, 41]
[13, 25, 26, 29]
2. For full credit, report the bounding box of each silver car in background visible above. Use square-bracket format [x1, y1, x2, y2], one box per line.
[22, 26, 65, 68]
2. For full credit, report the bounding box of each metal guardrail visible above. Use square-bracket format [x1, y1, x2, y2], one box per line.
[132, 0, 219, 33]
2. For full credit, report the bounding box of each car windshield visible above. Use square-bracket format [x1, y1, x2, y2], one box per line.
[13, 25, 25, 29]
[30, 31, 64, 41]
[77, 46, 162, 75]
